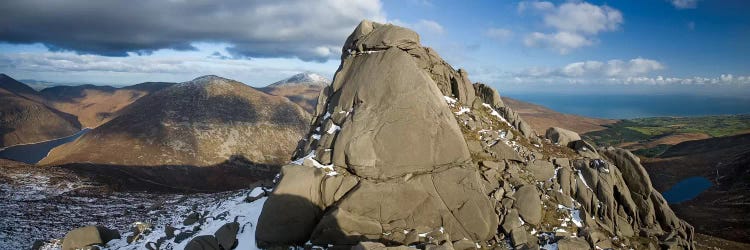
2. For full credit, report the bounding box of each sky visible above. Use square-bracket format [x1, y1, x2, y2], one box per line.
[0, 0, 748, 96]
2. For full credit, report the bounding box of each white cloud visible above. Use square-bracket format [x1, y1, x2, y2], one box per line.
[0, 45, 339, 86]
[559, 58, 664, 77]
[544, 2, 623, 35]
[524, 31, 592, 54]
[500, 58, 750, 86]
[415, 20, 445, 34]
[519, 1, 623, 54]
[669, 0, 698, 9]
[390, 19, 445, 35]
[516, 58, 665, 78]
[518, 1, 554, 13]
[485, 28, 514, 41]
[0, 0, 387, 62]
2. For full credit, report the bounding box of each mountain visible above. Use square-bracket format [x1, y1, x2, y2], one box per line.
[642, 133, 750, 243]
[502, 96, 615, 134]
[255, 20, 694, 249]
[40, 82, 175, 128]
[260, 72, 331, 113]
[40, 75, 310, 166]
[268, 72, 330, 88]
[0, 74, 81, 147]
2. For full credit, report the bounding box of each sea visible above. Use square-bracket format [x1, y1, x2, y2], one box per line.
[504, 93, 750, 119]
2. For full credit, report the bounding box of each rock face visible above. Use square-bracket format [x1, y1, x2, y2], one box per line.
[260, 72, 331, 113]
[40, 75, 310, 166]
[0, 74, 81, 147]
[256, 20, 694, 249]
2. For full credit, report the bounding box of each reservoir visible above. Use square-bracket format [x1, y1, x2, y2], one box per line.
[662, 176, 713, 204]
[0, 128, 90, 164]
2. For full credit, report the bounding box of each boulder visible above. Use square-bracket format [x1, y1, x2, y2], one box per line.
[452, 239, 477, 250]
[527, 160, 555, 181]
[184, 235, 220, 250]
[183, 212, 200, 226]
[513, 185, 542, 225]
[501, 209, 521, 234]
[557, 237, 591, 250]
[545, 127, 581, 147]
[61, 226, 120, 250]
[256, 165, 357, 247]
[488, 142, 521, 161]
[214, 222, 239, 250]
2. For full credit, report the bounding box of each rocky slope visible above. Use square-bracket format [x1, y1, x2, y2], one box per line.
[502, 97, 615, 134]
[259, 72, 331, 113]
[256, 20, 694, 250]
[40, 82, 175, 128]
[0, 74, 81, 147]
[40, 75, 310, 166]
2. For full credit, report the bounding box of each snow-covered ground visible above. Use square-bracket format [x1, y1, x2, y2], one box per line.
[0, 174, 266, 250]
[99, 187, 267, 250]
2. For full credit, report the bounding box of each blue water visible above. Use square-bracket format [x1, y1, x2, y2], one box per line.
[0, 128, 90, 164]
[662, 176, 713, 204]
[505, 93, 750, 119]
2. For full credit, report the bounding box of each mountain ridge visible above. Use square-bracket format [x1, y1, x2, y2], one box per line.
[40, 75, 310, 167]
[0, 74, 81, 147]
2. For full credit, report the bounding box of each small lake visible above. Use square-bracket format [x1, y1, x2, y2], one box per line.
[0, 128, 90, 164]
[662, 176, 713, 204]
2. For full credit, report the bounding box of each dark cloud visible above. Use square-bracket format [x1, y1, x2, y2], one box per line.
[0, 0, 385, 61]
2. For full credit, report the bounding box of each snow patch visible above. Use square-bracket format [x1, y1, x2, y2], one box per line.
[455, 107, 471, 115]
[326, 124, 341, 134]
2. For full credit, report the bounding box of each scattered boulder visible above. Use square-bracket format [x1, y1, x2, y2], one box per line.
[527, 160, 554, 181]
[452, 239, 476, 250]
[184, 212, 200, 226]
[545, 127, 581, 147]
[214, 222, 239, 250]
[513, 185, 542, 225]
[185, 235, 220, 250]
[557, 237, 591, 250]
[488, 142, 522, 161]
[61, 226, 120, 250]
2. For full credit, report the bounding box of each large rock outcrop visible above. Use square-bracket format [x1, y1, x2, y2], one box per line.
[258, 21, 496, 247]
[256, 20, 694, 250]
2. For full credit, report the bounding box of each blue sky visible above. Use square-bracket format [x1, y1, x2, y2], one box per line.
[0, 0, 748, 96]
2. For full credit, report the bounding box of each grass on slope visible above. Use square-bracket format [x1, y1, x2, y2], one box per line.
[583, 114, 750, 149]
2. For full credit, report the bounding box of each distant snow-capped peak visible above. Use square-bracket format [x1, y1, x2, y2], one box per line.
[269, 72, 331, 87]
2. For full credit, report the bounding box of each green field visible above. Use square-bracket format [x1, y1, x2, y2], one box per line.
[583, 114, 750, 149]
